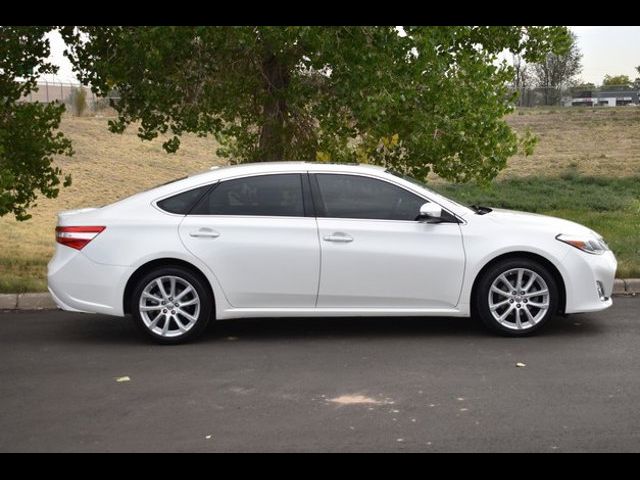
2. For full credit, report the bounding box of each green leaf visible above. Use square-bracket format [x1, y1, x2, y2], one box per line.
[58, 25, 570, 185]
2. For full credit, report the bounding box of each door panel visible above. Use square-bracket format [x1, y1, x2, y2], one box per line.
[316, 218, 465, 308]
[310, 173, 465, 309]
[180, 216, 320, 308]
[178, 173, 320, 308]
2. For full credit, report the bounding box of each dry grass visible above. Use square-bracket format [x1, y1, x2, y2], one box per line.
[0, 114, 225, 292]
[503, 106, 640, 178]
[1, 107, 639, 291]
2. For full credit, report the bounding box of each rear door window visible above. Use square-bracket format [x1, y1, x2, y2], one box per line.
[191, 174, 305, 217]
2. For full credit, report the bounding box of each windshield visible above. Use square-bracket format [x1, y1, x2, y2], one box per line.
[385, 169, 473, 213]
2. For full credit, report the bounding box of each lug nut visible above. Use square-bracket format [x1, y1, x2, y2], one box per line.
[509, 299, 514, 303]
[171, 310, 175, 314]
[523, 299, 528, 303]
[516, 304, 521, 308]
[162, 309, 167, 313]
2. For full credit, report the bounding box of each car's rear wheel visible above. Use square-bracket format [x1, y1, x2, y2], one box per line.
[474, 258, 558, 336]
[131, 266, 212, 344]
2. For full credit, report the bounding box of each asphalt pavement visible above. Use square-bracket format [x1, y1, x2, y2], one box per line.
[0, 297, 638, 452]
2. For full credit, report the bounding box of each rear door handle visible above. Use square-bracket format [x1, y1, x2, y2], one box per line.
[189, 228, 220, 238]
[323, 232, 353, 243]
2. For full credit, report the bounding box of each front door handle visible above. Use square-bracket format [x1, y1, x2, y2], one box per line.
[323, 232, 353, 243]
[189, 228, 220, 239]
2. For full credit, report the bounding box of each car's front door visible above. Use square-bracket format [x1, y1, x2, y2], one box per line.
[179, 173, 320, 308]
[311, 173, 465, 309]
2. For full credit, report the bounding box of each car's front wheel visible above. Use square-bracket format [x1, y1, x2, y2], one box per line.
[474, 258, 559, 336]
[131, 266, 213, 344]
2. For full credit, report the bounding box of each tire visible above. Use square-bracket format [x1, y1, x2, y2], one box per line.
[473, 258, 559, 336]
[130, 266, 213, 344]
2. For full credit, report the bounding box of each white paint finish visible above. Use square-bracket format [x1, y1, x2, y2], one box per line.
[559, 248, 617, 313]
[47, 162, 618, 323]
[316, 218, 464, 308]
[456, 207, 617, 315]
[48, 246, 132, 315]
[178, 216, 320, 308]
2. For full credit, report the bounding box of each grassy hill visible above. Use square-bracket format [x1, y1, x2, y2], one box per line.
[1, 107, 639, 292]
[499, 107, 640, 178]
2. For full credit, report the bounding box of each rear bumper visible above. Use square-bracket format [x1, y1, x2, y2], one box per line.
[48, 286, 87, 313]
[562, 249, 617, 314]
[47, 246, 132, 316]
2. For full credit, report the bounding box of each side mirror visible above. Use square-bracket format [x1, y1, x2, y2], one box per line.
[418, 202, 442, 223]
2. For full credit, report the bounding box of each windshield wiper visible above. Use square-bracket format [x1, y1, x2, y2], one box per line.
[469, 205, 493, 215]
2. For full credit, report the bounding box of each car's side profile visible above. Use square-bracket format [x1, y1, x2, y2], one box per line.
[48, 162, 617, 343]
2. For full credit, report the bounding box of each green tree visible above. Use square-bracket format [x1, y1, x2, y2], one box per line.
[62, 26, 570, 183]
[0, 27, 73, 221]
[530, 32, 582, 105]
[603, 74, 631, 86]
[571, 82, 596, 91]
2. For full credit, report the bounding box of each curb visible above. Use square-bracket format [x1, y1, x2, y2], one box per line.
[17, 292, 59, 310]
[1, 293, 57, 311]
[1, 279, 639, 311]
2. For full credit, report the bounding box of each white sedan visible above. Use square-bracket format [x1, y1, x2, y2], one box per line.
[48, 162, 617, 343]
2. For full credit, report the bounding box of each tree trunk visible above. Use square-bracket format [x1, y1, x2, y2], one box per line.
[257, 54, 289, 162]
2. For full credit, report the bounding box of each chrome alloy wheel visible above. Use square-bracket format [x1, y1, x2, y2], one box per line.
[138, 275, 201, 338]
[488, 268, 550, 331]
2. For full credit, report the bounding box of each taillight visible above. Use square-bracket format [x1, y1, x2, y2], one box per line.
[55, 226, 106, 250]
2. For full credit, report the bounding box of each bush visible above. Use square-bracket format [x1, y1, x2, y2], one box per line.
[70, 87, 87, 116]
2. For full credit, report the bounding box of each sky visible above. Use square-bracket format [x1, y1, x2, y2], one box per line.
[41, 26, 640, 86]
[569, 26, 639, 84]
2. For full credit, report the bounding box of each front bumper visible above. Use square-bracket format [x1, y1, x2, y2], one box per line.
[561, 248, 617, 314]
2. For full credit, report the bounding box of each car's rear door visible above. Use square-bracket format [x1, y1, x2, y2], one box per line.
[178, 172, 320, 308]
[311, 172, 465, 309]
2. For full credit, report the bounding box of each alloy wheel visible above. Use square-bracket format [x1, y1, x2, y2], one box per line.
[138, 275, 201, 338]
[488, 268, 550, 331]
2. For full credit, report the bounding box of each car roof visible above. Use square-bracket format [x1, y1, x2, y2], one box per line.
[206, 161, 387, 177]
[139, 162, 389, 201]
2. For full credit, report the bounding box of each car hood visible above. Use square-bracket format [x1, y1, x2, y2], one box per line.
[484, 208, 599, 237]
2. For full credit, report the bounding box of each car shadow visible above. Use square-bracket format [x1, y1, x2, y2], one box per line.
[49, 311, 605, 346]
[196, 313, 605, 343]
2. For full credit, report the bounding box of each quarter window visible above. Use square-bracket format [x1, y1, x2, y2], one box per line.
[156, 185, 211, 215]
[191, 174, 305, 217]
[314, 174, 426, 221]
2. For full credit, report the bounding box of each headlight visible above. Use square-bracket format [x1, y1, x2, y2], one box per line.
[556, 233, 609, 255]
